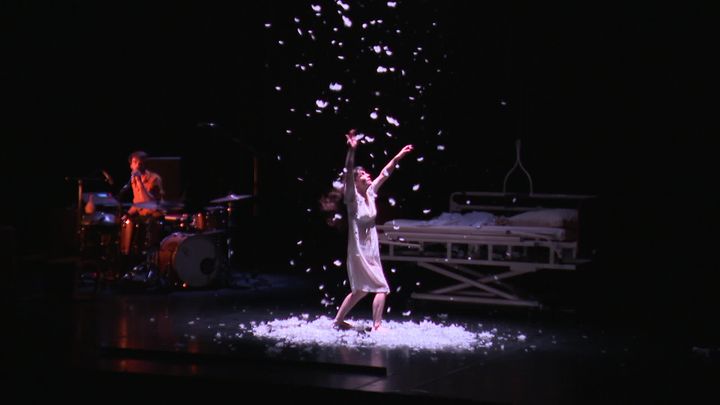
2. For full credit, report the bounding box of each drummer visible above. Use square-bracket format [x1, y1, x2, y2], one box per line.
[119, 151, 165, 255]
[126, 150, 164, 216]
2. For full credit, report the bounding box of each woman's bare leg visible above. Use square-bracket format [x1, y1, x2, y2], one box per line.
[334, 291, 367, 328]
[372, 293, 387, 330]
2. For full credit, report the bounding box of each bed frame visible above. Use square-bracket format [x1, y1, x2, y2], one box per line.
[378, 140, 595, 307]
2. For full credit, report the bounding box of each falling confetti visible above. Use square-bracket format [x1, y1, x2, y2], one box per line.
[385, 115, 400, 126]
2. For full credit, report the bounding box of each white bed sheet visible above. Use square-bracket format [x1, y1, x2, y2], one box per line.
[382, 210, 570, 241]
[382, 221, 566, 241]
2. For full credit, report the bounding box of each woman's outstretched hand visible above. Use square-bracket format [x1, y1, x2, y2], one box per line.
[345, 129, 358, 149]
[396, 144, 414, 159]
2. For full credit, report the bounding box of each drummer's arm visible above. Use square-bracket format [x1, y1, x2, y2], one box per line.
[146, 178, 163, 202]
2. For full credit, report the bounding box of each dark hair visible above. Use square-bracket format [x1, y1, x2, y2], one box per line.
[319, 188, 345, 231]
[128, 150, 149, 163]
[352, 166, 366, 179]
[318, 166, 367, 230]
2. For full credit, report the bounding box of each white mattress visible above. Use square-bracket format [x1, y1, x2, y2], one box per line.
[381, 219, 567, 241]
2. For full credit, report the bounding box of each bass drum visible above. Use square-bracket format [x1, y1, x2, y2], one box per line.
[158, 233, 218, 287]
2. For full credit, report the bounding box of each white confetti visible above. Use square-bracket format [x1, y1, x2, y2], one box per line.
[388, 197, 396, 206]
[412, 184, 420, 191]
[329, 82, 343, 91]
[385, 115, 400, 127]
[316, 99, 329, 108]
[333, 259, 342, 267]
[336, 1, 350, 11]
[251, 316, 494, 350]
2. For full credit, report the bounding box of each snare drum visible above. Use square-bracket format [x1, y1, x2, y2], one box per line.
[163, 213, 191, 233]
[157, 232, 218, 287]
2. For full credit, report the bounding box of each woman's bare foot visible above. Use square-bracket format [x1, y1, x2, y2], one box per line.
[333, 320, 353, 331]
[373, 322, 382, 331]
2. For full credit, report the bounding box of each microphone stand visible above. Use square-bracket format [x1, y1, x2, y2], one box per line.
[76, 178, 83, 237]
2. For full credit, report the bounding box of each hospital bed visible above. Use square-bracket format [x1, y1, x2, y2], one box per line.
[377, 141, 595, 307]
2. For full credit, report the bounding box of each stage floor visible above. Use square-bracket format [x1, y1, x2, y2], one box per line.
[3, 262, 716, 404]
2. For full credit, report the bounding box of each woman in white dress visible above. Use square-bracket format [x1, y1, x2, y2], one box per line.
[333, 129, 413, 331]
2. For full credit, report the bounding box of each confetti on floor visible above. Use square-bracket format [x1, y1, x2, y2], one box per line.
[249, 316, 497, 351]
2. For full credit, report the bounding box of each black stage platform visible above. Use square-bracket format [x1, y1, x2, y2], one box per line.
[2, 258, 716, 404]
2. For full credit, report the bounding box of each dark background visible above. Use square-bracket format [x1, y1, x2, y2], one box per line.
[2, 1, 717, 340]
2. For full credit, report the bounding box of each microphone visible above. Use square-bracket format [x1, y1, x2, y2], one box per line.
[118, 176, 133, 194]
[119, 171, 141, 195]
[101, 169, 114, 185]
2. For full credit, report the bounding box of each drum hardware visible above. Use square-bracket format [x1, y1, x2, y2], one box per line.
[72, 180, 252, 290]
[163, 213, 191, 232]
[206, 192, 254, 278]
[190, 206, 227, 232]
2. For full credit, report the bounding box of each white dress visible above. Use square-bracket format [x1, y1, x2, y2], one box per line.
[344, 182, 390, 293]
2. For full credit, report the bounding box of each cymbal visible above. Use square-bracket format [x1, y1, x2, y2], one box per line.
[128, 201, 185, 210]
[210, 193, 253, 203]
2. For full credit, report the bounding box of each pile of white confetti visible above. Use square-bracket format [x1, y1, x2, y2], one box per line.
[250, 315, 498, 351]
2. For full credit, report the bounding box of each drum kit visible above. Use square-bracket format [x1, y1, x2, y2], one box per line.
[78, 192, 252, 289]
